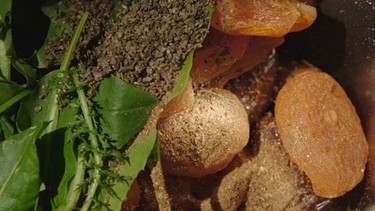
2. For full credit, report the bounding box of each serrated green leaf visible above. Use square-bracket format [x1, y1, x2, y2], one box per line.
[102, 125, 157, 210]
[94, 76, 158, 149]
[0, 123, 48, 211]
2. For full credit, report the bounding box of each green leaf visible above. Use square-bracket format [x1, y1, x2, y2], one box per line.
[166, 7, 213, 103]
[37, 127, 78, 210]
[12, 58, 37, 87]
[0, 0, 11, 21]
[167, 49, 195, 102]
[16, 70, 61, 135]
[0, 115, 14, 139]
[35, 44, 48, 69]
[0, 80, 23, 104]
[102, 125, 157, 210]
[0, 16, 12, 80]
[39, 1, 71, 67]
[40, 0, 64, 21]
[32, 87, 78, 210]
[94, 76, 158, 149]
[0, 88, 32, 114]
[0, 123, 48, 211]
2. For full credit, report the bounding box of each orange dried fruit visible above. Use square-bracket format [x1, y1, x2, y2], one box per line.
[211, 36, 284, 86]
[275, 70, 369, 198]
[190, 28, 251, 84]
[211, 0, 317, 37]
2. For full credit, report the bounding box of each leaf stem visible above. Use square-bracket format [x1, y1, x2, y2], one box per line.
[60, 12, 88, 72]
[72, 71, 103, 211]
[64, 145, 86, 211]
[62, 12, 103, 211]
[56, 11, 102, 211]
[0, 88, 31, 114]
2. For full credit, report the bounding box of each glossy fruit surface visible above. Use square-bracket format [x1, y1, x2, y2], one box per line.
[275, 70, 369, 198]
[211, 0, 317, 37]
[190, 28, 251, 84]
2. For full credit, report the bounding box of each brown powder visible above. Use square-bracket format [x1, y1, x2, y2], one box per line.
[45, 0, 214, 101]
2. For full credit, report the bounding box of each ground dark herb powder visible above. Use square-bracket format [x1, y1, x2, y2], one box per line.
[47, 0, 214, 100]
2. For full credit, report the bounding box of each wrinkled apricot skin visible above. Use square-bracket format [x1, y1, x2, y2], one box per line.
[211, 0, 317, 37]
[190, 28, 284, 86]
[211, 36, 284, 86]
[275, 70, 369, 198]
[190, 28, 251, 84]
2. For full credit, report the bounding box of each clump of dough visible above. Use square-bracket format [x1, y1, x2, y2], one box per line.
[158, 88, 249, 177]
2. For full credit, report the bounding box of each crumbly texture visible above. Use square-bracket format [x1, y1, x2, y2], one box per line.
[46, 0, 214, 100]
[138, 114, 331, 210]
[244, 114, 330, 210]
[91, 0, 213, 100]
[45, 0, 120, 68]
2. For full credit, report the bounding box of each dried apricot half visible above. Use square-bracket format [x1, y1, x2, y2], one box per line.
[211, 0, 317, 37]
[275, 70, 369, 198]
[190, 28, 251, 84]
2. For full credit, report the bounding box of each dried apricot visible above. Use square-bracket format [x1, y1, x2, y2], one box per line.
[211, 36, 284, 86]
[275, 70, 369, 198]
[190, 28, 251, 84]
[211, 0, 317, 37]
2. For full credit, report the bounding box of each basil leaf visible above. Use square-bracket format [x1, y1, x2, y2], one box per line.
[0, 123, 48, 211]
